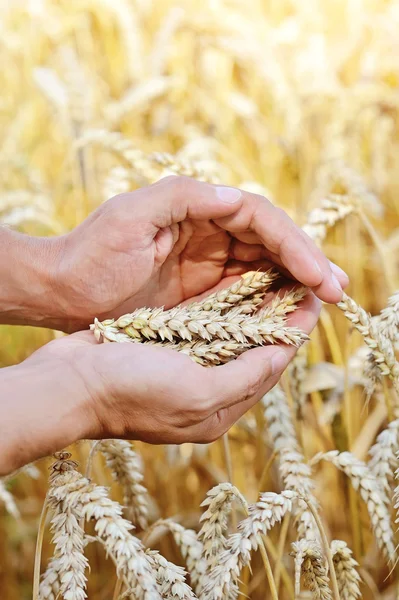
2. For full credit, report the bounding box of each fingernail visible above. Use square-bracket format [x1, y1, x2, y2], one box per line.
[215, 186, 242, 203]
[271, 350, 289, 375]
[329, 261, 349, 284]
[332, 273, 343, 295]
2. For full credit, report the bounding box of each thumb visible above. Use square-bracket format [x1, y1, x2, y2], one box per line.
[205, 344, 295, 413]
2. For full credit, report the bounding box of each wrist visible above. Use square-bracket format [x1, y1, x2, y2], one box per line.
[0, 228, 73, 330]
[0, 350, 94, 475]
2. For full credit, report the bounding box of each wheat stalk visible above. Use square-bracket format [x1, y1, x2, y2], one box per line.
[331, 540, 361, 600]
[292, 538, 333, 600]
[96, 440, 151, 530]
[311, 450, 395, 560]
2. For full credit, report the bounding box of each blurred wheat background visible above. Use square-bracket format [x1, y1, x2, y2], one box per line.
[2, 0, 399, 598]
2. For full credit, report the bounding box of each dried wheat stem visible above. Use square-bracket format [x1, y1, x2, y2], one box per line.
[96, 440, 150, 530]
[311, 450, 395, 559]
[331, 540, 361, 600]
[292, 539, 332, 600]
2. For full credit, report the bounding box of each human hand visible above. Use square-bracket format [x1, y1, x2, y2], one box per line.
[0, 291, 320, 475]
[48, 176, 347, 331]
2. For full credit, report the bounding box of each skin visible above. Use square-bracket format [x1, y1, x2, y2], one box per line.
[0, 176, 348, 475]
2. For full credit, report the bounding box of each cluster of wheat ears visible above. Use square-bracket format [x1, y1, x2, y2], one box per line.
[3, 0, 399, 598]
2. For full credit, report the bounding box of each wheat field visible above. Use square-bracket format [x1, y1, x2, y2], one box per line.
[2, 0, 399, 598]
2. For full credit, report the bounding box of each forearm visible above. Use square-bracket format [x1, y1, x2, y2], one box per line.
[0, 227, 66, 329]
[0, 357, 92, 476]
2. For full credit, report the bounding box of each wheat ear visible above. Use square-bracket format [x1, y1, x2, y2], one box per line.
[292, 539, 332, 600]
[145, 550, 198, 599]
[369, 419, 399, 495]
[0, 479, 19, 518]
[331, 540, 361, 600]
[38, 556, 61, 600]
[303, 194, 355, 245]
[198, 482, 247, 565]
[337, 293, 399, 397]
[96, 439, 150, 530]
[311, 450, 395, 560]
[93, 307, 308, 347]
[187, 269, 280, 312]
[41, 485, 88, 600]
[199, 490, 297, 600]
[47, 453, 161, 599]
[262, 385, 319, 541]
[151, 520, 207, 594]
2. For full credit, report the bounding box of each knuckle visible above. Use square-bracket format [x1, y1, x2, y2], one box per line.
[165, 174, 196, 195]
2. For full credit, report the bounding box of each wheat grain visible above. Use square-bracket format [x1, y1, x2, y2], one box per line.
[331, 540, 361, 600]
[311, 450, 395, 559]
[292, 538, 332, 600]
[96, 440, 150, 530]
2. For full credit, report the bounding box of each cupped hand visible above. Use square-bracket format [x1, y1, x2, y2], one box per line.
[52, 176, 348, 331]
[38, 292, 321, 446]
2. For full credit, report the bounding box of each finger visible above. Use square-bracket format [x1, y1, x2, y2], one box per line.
[229, 240, 265, 262]
[132, 176, 348, 302]
[203, 291, 321, 412]
[222, 259, 276, 277]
